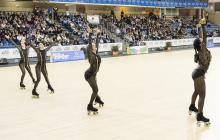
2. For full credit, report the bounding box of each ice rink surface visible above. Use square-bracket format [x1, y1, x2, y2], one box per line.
[0, 48, 220, 140]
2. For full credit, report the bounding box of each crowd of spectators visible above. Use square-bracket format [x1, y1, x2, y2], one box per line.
[57, 13, 115, 45]
[103, 13, 220, 46]
[0, 10, 115, 48]
[0, 10, 70, 47]
[1, 9, 220, 48]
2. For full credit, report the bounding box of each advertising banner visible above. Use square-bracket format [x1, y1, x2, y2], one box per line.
[127, 46, 149, 55]
[50, 51, 85, 63]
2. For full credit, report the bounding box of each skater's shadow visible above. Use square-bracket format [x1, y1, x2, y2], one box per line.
[186, 116, 209, 140]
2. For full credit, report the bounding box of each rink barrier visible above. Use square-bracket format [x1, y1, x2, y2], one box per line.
[126, 37, 218, 55]
[50, 51, 85, 63]
[143, 37, 220, 48]
[0, 38, 219, 64]
[0, 43, 123, 59]
[127, 45, 149, 55]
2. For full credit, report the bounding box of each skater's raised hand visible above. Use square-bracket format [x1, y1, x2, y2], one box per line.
[200, 18, 206, 25]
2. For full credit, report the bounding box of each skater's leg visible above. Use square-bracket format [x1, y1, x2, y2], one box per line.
[87, 76, 98, 105]
[195, 76, 206, 113]
[94, 77, 104, 105]
[19, 61, 26, 85]
[31, 65, 41, 98]
[33, 65, 41, 92]
[189, 87, 199, 113]
[95, 96, 104, 107]
[42, 65, 54, 92]
[42, 65, 51, 86]
[93, 77, 104, 106]
[189, 80, 200, 113]
[95, 77, 101, 98]
[25, 63, 35, 83]
[194, 77, 210, 124]
[191, 80, 199, 104]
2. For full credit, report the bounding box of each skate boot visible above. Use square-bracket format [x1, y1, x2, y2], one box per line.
[20, 83, 26, 90]
[87, 104, 98, 115]
[95, 96, 104, 107]
[197, 112, 210, 127]
[47, 85, 54, 93]
[32, 89, 39, 99]
[188, 104, 198, 115]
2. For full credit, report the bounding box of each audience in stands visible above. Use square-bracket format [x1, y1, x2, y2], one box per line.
[0, 10, 220, 48]
[57, 13, 115, 44]
[102, 14, 220, 46]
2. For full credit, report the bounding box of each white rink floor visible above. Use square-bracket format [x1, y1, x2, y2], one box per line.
[0, 48, 220, 140]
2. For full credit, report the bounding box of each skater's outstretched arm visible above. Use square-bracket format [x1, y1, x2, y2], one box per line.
[5, 35, 22, 51]
[198, 18, 211, 67]
[87, 26, 93, 47]
[87, 27, 93, 59]
[95, 31, 101, 54]
[28, 40, 38, 53]
[88, 33, 93, 47]
[199, 18, 207, 50]
[12, 40, 22, 52]
[10, 39, 25, 60]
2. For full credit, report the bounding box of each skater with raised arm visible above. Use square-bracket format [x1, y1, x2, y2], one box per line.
[6, 34, 35, 89]
[85, 26, 104, 115]
[29, 38, 56, 98]
[189, 16, 212, 126]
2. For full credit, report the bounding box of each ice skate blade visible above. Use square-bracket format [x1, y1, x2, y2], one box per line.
[197, 121, 211, 127]
[32, 95, 40, 99]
